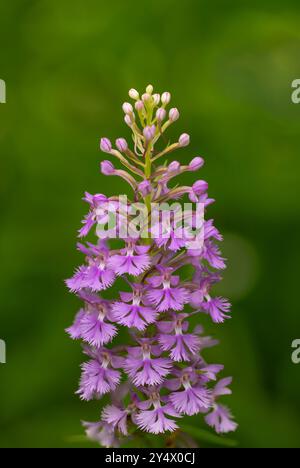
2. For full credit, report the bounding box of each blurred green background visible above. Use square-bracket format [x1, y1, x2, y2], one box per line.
[1, 0, 300, 448]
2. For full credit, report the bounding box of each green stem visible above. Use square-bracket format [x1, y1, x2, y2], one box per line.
[144, 144, 152, 210]
[143, 144, 153, 244]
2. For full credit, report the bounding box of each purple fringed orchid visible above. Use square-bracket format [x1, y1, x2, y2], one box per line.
[66, 85, 237, 447]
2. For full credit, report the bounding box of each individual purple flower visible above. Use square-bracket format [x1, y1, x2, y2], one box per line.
[101, 392, 142, 436]
[135, 388, 181, 434]
[108, 240, 151, 276]
[80, 304, 117, 348]
[157, 314, 201, 361]
[78, 193, 109, 237]
[168, 368, 212, 416]
[136, 404, 179, 434]
[77, 348, 123, 400]
[66, 309, 85, 340]
[150, 206, 192, 252]
[102, 405, 128, 435]
[204, 377, 237, 432]
[112, 285, 157, 331]
[202, 240, 226, 269]
[138, 180, 152, 197]
[189, 180, 208, 202]
[66, 294, 117, 347]
[205, 405, 238, 434]
[202, 297, 231, 323]
[65, 242, 116, 292]
[124, 340, 173, 387]
[83, 421, 120, 447]
[146, 267, 189, 312]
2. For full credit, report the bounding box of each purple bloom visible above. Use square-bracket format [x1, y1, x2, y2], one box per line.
[136, 404, 179, 434]
[80, 305, 117, 347]
[170, 385, 212, 416]
[146, 267, 189, 312]
[66, 242, 116, 292]
[150, 205, 194, 252]
[83, 421, 120, 447]
[66, 309, 85, 339]
[205, 405, 238, 434]
[202, 297, 231, 323]
[78, 193, 110, 238]
[78, 360, 121, 400]
[135, 389, 181, 434]
[78, 349, 123, 400]
[108, 240, 151, 276]
[102, 405, 128, 435]
[204, 377, 237, 433]
[112, 285, 157, 331]
[157, 314, 201, 361]
[124, 341, 173, 386]
[203, 240, 226, 269]
[167, 368, 212, 415]
[66, 298, 117, 347]
[189, 180, 208, 202]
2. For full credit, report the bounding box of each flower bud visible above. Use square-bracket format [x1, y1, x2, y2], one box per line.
[135, 100, 144, 112]
[189, 157, 204, 171]
[128, 88, 139, 100]
[161, 92, 171, 105]
[101, 160, 115, 175]
[178, 133, 190, 147]
[142, 93, 151, 103]
[168, 161, 181, 173]
[189, 180, 208, 202]
[152, 94, 160, 106]
[143, 125, 156, 141]
[122, 102, 133, 114]
[115, 138, 128, 152]
[100, 138, 112, 153]
[192, 180, 208, 194]
[169, 108, 180, 122]
[124, 114, 133, 127]
[146, 84, 154, 94]
[156, 107, 166, 122]
[138, 180, 152, 196]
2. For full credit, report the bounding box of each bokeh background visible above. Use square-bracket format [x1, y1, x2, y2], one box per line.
[1, 0, 300, 448]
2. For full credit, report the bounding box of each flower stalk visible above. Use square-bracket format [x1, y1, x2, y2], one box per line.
[66, 85, 237, 447]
